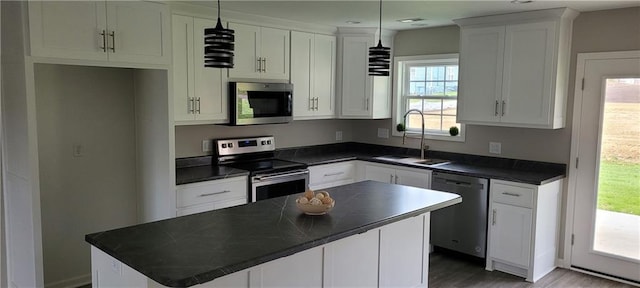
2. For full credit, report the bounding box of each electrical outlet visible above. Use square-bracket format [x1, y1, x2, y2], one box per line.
[202, 140, 212, 152]
[377, 128, 389, 139]
[73, 144, 83, 157]
[489, 142, 502, 154]
[335, 131, 343, 141]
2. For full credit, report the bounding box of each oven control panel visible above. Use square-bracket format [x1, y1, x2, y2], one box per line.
[216, 136, 275, 156]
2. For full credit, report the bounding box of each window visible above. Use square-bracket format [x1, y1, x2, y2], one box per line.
[394, 54, 464, 142]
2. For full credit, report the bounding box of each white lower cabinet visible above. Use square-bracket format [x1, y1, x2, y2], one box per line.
[175, 176, 247, 217]
[324, 229, 379, 287]
[380, 214, 429, 288]
[364, 163, 431, 188]
[486, 179, 562, 282]
[308, 161, 356, 190]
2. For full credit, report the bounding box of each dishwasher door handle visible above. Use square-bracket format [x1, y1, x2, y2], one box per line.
[443, 179, 472, 186]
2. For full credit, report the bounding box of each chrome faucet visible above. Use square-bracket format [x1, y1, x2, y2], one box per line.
[402, 109, 426, 159]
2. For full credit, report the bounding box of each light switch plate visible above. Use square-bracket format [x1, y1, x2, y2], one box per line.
[335, 131, 343, 141]
[489, 142, 502, 154]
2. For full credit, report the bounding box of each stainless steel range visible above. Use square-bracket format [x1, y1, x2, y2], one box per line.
[215, 136, 308, 202]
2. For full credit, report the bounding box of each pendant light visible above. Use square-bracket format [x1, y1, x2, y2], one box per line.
[204, 0, 235, 68]
[368, 0, 390, 76]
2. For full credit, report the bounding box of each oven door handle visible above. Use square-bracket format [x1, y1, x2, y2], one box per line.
[253, 170, 309, 182]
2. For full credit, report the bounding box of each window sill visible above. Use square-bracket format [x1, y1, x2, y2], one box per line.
[391, 130, 466, 143]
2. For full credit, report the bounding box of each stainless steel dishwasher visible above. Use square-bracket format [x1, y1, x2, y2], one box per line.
[430, 171, 488, 258]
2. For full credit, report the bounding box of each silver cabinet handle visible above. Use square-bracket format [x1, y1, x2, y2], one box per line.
[495, 100, 499, 116]
[314, 97, 319, 110]
[199, 190, 231, 197]
[99, 30, 107, 52]
[389, 174, 394, 183]
[502, 100, 506, 116]
[257, 57, 262, 72]
[492, 209, 497, 225]
[188, 98, 194, 114]
[395, 175, 399, 184]
[324, 172, 344, 177]
[309, 98, 314, 110]
[108, 31, 115, 52]
[196, 97, 201, 114]
[502, 192, 520, 197]
[262, 58, 267, 72]
[365, 98, 370, 111]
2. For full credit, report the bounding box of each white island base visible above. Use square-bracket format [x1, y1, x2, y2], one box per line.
[92, 213, 431, 288]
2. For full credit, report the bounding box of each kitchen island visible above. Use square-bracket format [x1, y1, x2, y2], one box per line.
[86, 181, 461, 287]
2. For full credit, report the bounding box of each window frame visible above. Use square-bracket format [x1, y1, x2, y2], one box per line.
[392, 54, 465, 142]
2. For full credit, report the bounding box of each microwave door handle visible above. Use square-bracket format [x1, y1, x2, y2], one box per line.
[287, 93, 293, 114]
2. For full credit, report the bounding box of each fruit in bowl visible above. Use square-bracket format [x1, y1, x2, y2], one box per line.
[296, 189, 335, 215]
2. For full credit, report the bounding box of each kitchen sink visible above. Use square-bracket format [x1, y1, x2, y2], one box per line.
[374, 156, 450, 167]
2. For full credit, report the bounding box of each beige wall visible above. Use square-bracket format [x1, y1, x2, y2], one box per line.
[35, 65, 138, 286]
[175, 119, 354, 158]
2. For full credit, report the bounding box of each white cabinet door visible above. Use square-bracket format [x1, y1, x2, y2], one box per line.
[380, 215, 427, 288]
[259, 247, 323, 288]
[29, 1, 108, 61]
[105, 1, 169, 64]
[324, 229, 379, 288]
[395, 168, 430, 189]
[172, 15, 195, 122]
[489, 202, 532, 267]
[340, 36, 372, 117]
[457, 25, 504, 124]
[260, 27, 290, 80]
[291, 31, 315, 118]
[364, 165, 394, 184]
[313, 34, 336, 118]
[228, 22, 261, 79]
[193, 18, 227, 122]
[308, 161, 356, 190]
[501, 21, 555, 126]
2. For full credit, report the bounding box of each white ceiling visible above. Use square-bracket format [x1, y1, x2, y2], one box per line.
[189, 0, 640, 30]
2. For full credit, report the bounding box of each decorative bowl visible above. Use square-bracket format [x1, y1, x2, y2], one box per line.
[296, 197, 335, 215]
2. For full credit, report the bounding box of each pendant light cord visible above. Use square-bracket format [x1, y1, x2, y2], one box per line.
[378, 0, 382, 42]
[217, 0, 221, 19]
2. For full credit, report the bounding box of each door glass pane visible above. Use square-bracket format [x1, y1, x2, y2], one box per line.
[594, 78, 640, 261]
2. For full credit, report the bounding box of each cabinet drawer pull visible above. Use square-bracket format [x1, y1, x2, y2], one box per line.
[492, 209, 497, 225]
[199, 190, 231, 197]
[99, 30, 107, 52]
[324, 172, 345, 177]
[109, 31, 115, 52]
[495, 100, 499, 116]
[502, 192, 520, 197]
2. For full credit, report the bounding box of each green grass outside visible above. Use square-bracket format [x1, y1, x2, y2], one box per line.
[598, 161, 640, 216]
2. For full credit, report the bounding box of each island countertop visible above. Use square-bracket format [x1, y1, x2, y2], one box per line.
[86, 181, 461, 287]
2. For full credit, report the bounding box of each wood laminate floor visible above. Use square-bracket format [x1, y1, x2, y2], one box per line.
[429, 250, 637, 288]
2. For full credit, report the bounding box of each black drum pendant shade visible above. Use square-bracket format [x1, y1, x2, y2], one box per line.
[204, 0, 234, 68]
[368, 0, 390, 76]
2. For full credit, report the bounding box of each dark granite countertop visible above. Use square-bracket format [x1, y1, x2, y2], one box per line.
[86, 181, 460, 287]
[176, 156, 249, 185]
[176, 142, 566, 186]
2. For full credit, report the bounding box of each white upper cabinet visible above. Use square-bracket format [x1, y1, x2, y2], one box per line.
[29, 1, 169, 65]
[337, 28, 393, 119]
[291, 31, 336, 120]
[228, 23, 290, 80]
[172, 15, 227, 125]
[455, 8, 578, 129]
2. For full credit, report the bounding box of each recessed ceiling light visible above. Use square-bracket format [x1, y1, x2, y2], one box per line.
[411, 23, 429, 27]
[397, 18, 425, 23]
[511, 0, 533, 3]
[346, 20, 361, 24]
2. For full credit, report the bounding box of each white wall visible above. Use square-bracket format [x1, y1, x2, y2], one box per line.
[1, 1, 44, 287]
[175, 119, 355, 158]
[34, 64, 138, 288]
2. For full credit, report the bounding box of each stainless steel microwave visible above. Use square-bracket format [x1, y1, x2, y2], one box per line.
[230, 82, 293, 125]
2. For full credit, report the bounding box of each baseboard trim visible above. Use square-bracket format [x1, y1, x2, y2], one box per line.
[45, 274, 91, 288]
[571, 266, 640, 287]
